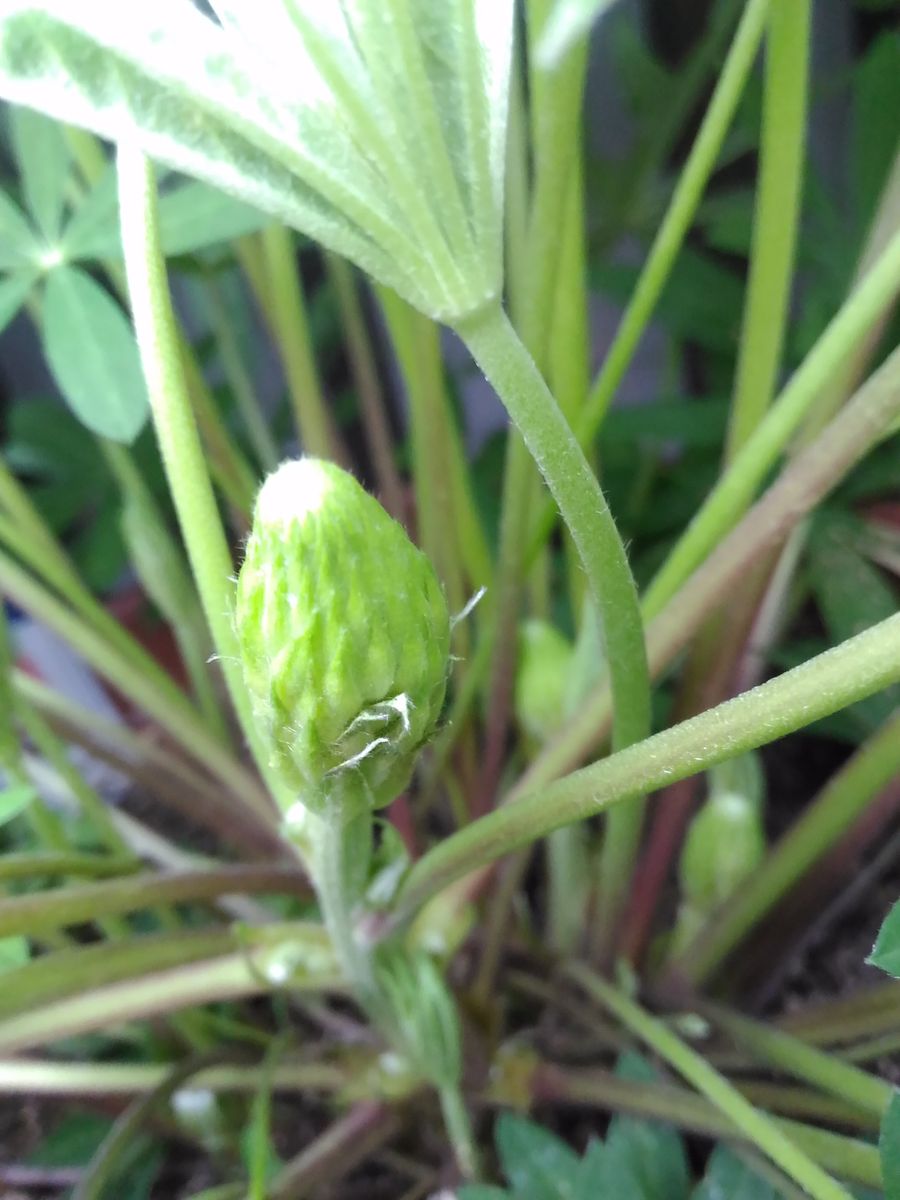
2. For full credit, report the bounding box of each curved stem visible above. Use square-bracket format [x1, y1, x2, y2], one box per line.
[725, 0, 811, 458]
[456, 301, 651, 923]
[395, 610, 900, 921]
[456, 302, 650, 757]
[116, 144, 289, 813]
[568, 965, 853, 1200]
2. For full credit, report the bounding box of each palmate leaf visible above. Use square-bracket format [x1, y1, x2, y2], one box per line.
[8, 104, 70, 238]
[0, 0, 515, 322]
[40, 264, 150, 442]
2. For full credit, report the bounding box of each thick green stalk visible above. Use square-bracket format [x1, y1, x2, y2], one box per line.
[725, 0, 811, 457]
[395, 610, 900, 920]
[260, 225, 340, 461]
[705, 1005, 892, 1119]
[677, 707, 900, 985]
[457, 302, 649, 755]
[568, 966, 852, 1200]
[116, 145, 289, 813]
[645, 223, 900, 617]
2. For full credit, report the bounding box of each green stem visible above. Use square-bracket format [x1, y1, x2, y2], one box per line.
[644, 223, 900, 618]
[704, 1004, 892, 1119]
[725, 0, 811, 458]
[205, 276, 280, 473]
[439, 1084, 481, 1181]
[581, 0, 770, 436]
[457, 302, 649, 754]
[568, 965, 853, 1200]
[676, 706, 900, 986]
[326, 254, 405, 521]
[395, 609, 900, 921]
[116, 145, 289, 814]
[0, 1056, 346, 1095]
[456, 300, 650, 897]
[100, 439, 227, 738]
[537, 1063, 882, 1190]
[260, 225, 341, 462]
[307, 803, 377, 1009]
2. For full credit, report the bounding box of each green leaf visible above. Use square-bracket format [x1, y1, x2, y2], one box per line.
[602, 1054, 691, 1200]
[869, 900, 900, 979]
[8, 104, 70, 238]
[0, 185, 39, 269]
[880, 1091, 900, 1200]
[0, 0, 514, 320]
[0, 2, 434, 308]
[0, 782, 36, 826]
[458, 1189, 510, 1200]
[535, 0, 620, 70]
[574, 1141, 608, 1200]
[495, 1113, 581, 1199]
[692, 1147, 785, 1199]
[64, 167, 270, 260]
[0, 271, 36, 335]
[60, 160, 120, 261]
[40, 264, 149, 442]
[156, 180, 270, 256]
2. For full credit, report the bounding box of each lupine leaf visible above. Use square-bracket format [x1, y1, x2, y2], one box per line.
[8, 104, 70, 238]
[40, 265, 149, 442]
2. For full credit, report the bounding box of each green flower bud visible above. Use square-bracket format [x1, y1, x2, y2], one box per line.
[235, 458, 450, 814]
[679, 753, 766, 912]
[513, 619, 574, 743]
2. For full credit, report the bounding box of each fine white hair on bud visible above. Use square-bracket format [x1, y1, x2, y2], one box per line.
[254, 457, 335, 528]
[235, 457, 450, 815]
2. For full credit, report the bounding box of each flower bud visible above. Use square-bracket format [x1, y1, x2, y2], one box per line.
[514, 619, 574, 743]
[235, 458, 450, 814]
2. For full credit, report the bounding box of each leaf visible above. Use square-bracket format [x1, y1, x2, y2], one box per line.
[8, 104, 70, 238]
[495, 1113, 581, 1199]
[602, 1054, 691, 1200]
[0, 1, 432, 307]
[574, 1140, 608, 1200]
[0, 271, 36, 335]
[40, 264, 150, 442]
[535, 0, 620, 70]
[0, 782, 36, 826]
[881, 1092, 900, 1200]
[692, 1146, 785, 1200]
[64, 168, 270, 260]
[156, 180, 270, 255]
[0, 185, 39, 269]
[869, 900, 900, 979]
[458, 1189, 510, 1200]
[60, 160, 120, 261]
